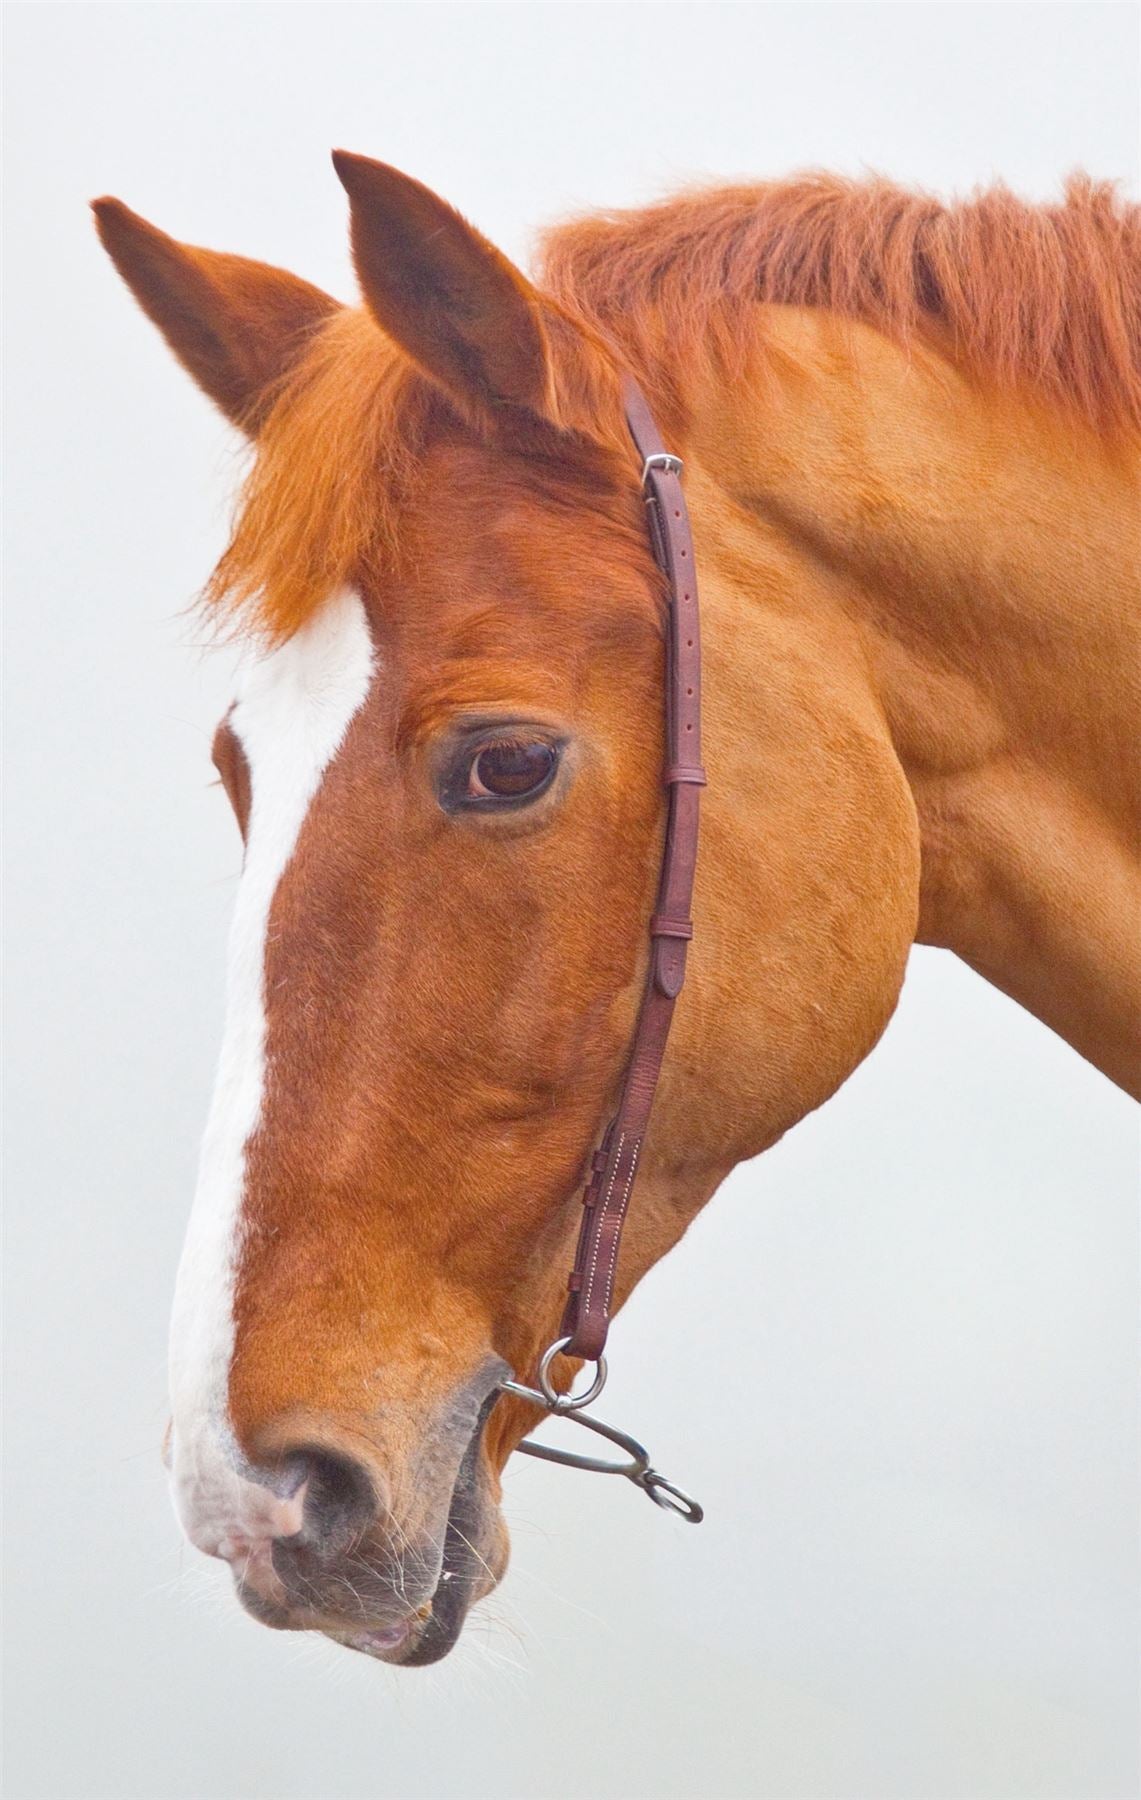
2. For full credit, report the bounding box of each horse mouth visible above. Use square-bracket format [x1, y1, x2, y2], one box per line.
[364, 1568, 489, 1667]
[333, 1577, 461, 1666]
[371, 1511, 505, 1666]
[319, 1507, 504, 1667]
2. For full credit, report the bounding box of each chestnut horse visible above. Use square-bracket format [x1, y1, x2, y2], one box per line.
[95, 156, 1140, 1666]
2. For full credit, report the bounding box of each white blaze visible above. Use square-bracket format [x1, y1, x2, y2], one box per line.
[169, 590, 375, 1548]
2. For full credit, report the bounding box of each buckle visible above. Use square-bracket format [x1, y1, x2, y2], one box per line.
[642, 450, 684, 492]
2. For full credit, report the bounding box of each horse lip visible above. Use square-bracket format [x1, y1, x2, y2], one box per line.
[381, 1391, 506, 1665]
[325, 1508, 490, 1666]
[389, 1573, 469, 1666]
[346, 1615, 422, 1660]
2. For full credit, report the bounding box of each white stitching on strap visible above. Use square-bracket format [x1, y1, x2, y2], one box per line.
[598, 1137, 641, 1317]
[580, 1132, 627, 1314]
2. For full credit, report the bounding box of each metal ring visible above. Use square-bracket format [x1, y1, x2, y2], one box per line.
[536, 1336, 607, 1411]
[641, 1471, 705, 1524]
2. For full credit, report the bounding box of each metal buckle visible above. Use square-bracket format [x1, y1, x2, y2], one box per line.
[641, 450, 684, 492]
[500, 1336, 704, 1524]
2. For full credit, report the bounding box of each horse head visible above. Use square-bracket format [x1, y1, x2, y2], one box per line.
[95, 154, 921, 1662]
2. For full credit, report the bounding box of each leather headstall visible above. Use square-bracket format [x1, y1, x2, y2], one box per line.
[558, 378, 706, 1361]
[500, 377, 706, 1523]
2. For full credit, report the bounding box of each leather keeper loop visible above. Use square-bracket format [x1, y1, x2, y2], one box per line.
[651, 914, 694, 939]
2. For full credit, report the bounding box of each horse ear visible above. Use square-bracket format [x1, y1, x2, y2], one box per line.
[331, 151, 552, 424]
[92, 198, 341, 433]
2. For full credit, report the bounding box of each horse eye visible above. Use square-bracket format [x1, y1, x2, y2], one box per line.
[467, 740, 557, 802]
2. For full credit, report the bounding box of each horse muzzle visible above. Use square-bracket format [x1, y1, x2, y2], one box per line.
[168, 1370, 509, 1663]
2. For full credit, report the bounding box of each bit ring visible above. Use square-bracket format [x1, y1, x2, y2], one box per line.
[536, 1335, 608, 1410]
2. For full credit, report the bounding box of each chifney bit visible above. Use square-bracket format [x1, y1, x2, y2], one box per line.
[500, 378, 706, 1524]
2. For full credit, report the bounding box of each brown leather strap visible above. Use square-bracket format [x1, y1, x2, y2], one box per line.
[558, 378, 704, 1361]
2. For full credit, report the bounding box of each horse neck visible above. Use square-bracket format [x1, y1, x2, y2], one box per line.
[679, 305, 1140, 1098]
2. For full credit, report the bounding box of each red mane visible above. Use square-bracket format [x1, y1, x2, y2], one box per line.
[540, 172, 1141, 439]
[209, 174, 1141, 642]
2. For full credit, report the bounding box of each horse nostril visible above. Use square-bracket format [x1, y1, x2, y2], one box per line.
[293, 1447, 379, 1555]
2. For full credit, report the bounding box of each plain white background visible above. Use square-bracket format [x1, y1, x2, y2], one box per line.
[4, 4, 1138, 1797]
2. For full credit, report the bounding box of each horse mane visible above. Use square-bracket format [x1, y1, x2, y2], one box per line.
[539, 172, 1141, 440]
[209, 173, 1140, 643]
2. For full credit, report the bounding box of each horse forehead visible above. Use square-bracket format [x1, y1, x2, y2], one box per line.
[229, 589, 377, 775]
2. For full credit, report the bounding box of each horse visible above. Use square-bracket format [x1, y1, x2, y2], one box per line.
[94, 153, 1140, 1666]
